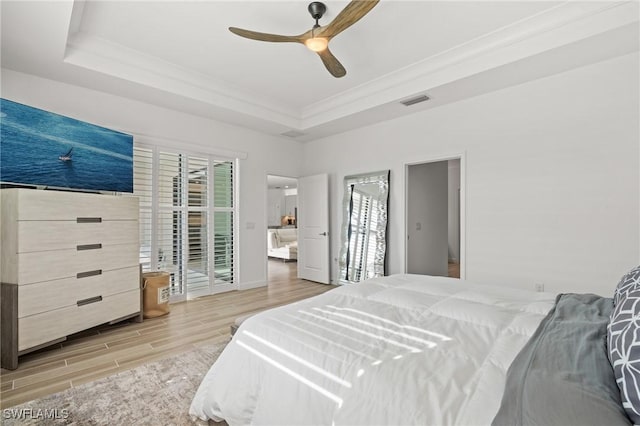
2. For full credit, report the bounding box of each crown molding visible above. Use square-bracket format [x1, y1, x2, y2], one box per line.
[63, 0, 638, 135]
[299, 1, 638, 128]
[64, 31, 301, 129]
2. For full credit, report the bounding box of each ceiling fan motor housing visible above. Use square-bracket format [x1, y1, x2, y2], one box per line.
[308, 2, 327, 21]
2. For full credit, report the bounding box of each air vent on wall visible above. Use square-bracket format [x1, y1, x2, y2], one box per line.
[400, 94, 430, 107]
[281, 130, 306, 138]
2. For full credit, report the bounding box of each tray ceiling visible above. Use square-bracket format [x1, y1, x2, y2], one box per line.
[1, 1, 638, 141]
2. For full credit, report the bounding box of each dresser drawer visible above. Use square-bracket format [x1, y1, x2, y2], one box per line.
[17, 243, 139, 284]
[8, 189, 138, 221]
[18, 289, 141, 351]
[16, 220, 138, 253]
[18, 266, 140, 317]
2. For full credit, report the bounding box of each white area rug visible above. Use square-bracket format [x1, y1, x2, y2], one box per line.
[3, 344, 227, 425]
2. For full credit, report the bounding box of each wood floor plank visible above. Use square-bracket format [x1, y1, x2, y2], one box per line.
[0, 359, 68, 383]
[65, 344, 139, 366]
[114, 344, 199, 370]
[57, 330, 140, 352]
[12, 359, 119, 389]
[149, 325, 222, 350]
[0, 260, 334, 408]
[1, 381, 72, 409]
[1, 380, 13, 392]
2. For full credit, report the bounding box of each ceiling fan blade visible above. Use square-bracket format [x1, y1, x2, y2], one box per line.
[320, 0, 379, 39]
[229, 27, 302, 43]
[317, 48, 346, 78]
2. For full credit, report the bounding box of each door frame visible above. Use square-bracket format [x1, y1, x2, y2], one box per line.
[264, 173, 299, 282]
[404, 152, 466, 279]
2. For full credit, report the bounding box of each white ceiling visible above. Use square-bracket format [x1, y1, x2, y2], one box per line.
[1, 1, 638, 142]
[268, 175, 298, 189]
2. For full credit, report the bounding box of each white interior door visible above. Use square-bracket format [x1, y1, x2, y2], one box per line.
[297, 173, 330, 284]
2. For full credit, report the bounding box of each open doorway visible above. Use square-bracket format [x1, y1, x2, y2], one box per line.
[266, 175, 298, 281]
[405, 157, 464, 279]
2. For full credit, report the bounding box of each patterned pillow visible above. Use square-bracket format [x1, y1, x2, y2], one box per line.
[608, 289, 640, 424]
[613, 265, 640, 307]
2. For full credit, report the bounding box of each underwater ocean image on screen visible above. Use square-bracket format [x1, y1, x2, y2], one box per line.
[0, 98, 133, 192]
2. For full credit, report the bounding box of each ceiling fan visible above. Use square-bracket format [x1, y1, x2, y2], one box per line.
[229, 1, 379, 78]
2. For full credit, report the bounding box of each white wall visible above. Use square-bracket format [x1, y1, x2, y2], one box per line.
[267, 188, 285, 227]
[302, 52, 640, 296]
[267, 189, 298, 227]
[1, 68, 304, 289]
[4, 52, 638, 296]
[284, 194, 297, 217]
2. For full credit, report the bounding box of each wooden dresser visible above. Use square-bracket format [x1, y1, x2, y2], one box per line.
[0, 189, 142, 370]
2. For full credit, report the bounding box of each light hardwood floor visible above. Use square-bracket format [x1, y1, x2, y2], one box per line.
[449, 262, 460, 279]
[0, 260, 333, 408]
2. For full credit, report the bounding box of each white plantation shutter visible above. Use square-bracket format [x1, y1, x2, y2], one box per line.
[133, 146, 236, 300]
[186, 156, 209, 295]
[158, 152, 186, 296]
[213, 161, 234, 284]
[133, 147, 153, 272]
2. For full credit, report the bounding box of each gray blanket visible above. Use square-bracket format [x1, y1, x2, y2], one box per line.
[492, 293, 630, 426]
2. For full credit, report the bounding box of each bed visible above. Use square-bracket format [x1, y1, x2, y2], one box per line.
[190, 272, 637, 425]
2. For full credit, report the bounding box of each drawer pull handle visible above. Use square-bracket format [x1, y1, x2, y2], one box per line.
[77, 217, 102, 223]
[77, 243, 102, 251]
[77, 269, 102, 279]
[77, 295, 103, 307]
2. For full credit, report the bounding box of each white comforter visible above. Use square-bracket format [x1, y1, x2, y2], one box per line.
[190, 274, 556, 425]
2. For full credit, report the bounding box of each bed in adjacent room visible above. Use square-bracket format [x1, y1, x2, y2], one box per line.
[190, 272, 637, 425]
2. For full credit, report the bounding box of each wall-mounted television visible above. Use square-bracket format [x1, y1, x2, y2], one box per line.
[0, 98, 133, 193]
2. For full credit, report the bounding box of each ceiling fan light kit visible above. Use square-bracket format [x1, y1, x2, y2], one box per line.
[305, 37, 328, 52]
[228, 0, 379, 78]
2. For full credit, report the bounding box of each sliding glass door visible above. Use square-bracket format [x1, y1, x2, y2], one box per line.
[134, 146, 236, 301]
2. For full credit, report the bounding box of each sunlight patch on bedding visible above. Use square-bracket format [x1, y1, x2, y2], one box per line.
[311, 307, 437, 348]
[271, 316, 379, 361]
[236, 339, 344, 408]
[280, 312, 405, 359]
[242, 330, 352, 389]
[299, 310, 422, 353]
[325, 305, 452, 342]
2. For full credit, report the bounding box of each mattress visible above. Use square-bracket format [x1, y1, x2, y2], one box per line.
[190, 274, 556, 425]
